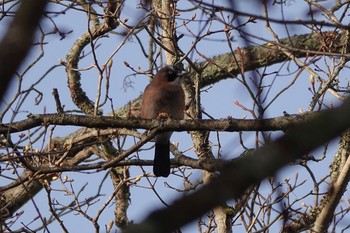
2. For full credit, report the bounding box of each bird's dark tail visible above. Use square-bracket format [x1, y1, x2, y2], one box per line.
[154, 141, 170, 177]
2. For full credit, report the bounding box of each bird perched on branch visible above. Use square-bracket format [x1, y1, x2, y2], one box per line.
[141, 65, 185, 177]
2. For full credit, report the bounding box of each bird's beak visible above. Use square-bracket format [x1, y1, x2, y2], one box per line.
[177, 71, 187, 77]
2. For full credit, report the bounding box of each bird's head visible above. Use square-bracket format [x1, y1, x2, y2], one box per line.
[154, 65, 186, 84]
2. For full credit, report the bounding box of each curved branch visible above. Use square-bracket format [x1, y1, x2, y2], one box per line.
[65, 2, 119, 115]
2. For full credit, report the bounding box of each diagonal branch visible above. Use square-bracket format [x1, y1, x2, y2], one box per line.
[0, 0, 47, 100]
[124, 97, 350, 233]
[312, 131, 350, 232]
[195, 32, 346, 87]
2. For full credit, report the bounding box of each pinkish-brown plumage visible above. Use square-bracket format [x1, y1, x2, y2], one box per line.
[141, 65, 185, 177]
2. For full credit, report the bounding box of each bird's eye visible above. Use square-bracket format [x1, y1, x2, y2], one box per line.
[168, 70, 174, 75]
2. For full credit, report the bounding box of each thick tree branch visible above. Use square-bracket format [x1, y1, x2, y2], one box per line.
[0, 112, 317, 134]
[124, 97, 350, 233]
[312, 131, 350, 232]
[0, 0, 47, 100]
[65, 1, 119, 115]
[197, 32, 345, 87]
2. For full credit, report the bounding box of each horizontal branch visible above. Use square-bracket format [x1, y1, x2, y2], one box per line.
[0, 112, 317, 134]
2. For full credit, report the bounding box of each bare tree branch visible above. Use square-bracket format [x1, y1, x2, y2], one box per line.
[0, 112, 317, 134]
[0, 0, 47, 100]
[1, 1, 350, 232]
[124, 98, 350, 233]
[312, 131, 350, 232]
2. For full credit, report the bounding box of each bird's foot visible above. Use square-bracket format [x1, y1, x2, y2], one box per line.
[157, 112, 170, 119]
